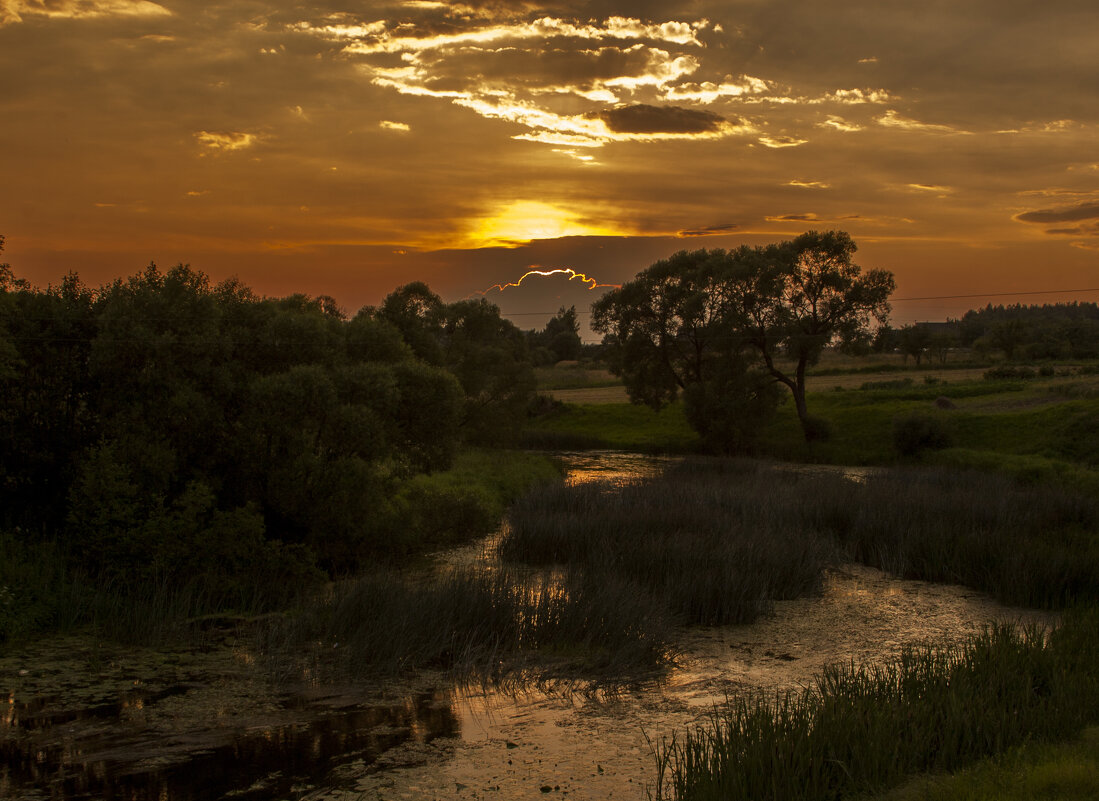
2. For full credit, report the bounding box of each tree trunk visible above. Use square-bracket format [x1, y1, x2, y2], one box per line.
[793, 357, 824, 441]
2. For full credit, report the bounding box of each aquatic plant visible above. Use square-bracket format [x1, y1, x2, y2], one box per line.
[502, 459, 844, 625]
[260, 566, 676, 681]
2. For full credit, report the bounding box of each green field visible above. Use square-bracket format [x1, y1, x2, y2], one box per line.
[526, 360, 1099, 491]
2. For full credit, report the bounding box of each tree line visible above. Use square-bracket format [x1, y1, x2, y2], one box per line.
[0, 241, 546, 614]
[872, 302, 1099, 365]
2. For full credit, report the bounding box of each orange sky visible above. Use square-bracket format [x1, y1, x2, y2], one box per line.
[3, 0, 1098, 335]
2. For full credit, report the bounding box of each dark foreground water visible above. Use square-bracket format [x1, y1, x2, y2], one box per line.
[3, 687, 457, 800]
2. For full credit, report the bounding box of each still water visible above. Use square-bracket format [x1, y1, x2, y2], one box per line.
[1, 453, 1052, 800]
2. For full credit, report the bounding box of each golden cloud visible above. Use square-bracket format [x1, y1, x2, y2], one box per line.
[1, 0, 171, 25]
[876, 110, 968, 134]
[194, 131, 259, 153]
[758, 135, 808, 148]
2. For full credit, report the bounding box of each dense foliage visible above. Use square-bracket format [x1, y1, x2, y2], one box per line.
[0, 247, 538, 638]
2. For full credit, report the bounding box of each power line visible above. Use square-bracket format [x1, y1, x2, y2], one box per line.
[499, 287, 1099, 316]
[891, 288, 1099, 302]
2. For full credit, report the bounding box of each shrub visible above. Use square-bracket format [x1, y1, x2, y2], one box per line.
[860, 377, 914, 390]
[893, 412, 952, 456]
[985, 365, 1037, 380]
[801, 415, 833, 442]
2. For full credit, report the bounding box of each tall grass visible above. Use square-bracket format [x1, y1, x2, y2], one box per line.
[504, 460, 1099, 623]
[842, 469, 1099, 608]
[502, 460, 844, 625]
[653, 609, 1099, 801]
[259, 567, 676, 682]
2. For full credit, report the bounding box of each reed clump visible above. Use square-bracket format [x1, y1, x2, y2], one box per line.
[504, 460, 1099, 626]
[842, 468, 1099, 608]
[502, 459, 846, 625]
[654, 609, 1099, 801]
[260, 567, 675, 681]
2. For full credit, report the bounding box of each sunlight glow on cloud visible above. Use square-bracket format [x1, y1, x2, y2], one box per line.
[758, 135, 808, 148]
[195, 131, 258, 153]
[1, 0, 170, 25]
[327, 16, 708, 55]
[464, 201, 626, 247]
[823, 88, 894, 104]
[877, 110, 968, 134]
[552, 149, 598, 163]
[379, 120, 411, 132]
[819, 115, 863, 132]
[787, 180, 831, 189]
[663, 76, 773, 103]
[284, 8, 909, 155]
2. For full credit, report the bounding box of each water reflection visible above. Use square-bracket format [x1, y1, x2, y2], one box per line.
[555, 450, 678, 486]
[1, 688, 458, 800]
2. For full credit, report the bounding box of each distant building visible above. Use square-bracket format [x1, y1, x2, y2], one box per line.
[913, 321, 961, 335]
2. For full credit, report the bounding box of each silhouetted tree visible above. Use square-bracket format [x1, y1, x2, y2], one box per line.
[898, 324, 931, 365]
[593, 231, 894, 443]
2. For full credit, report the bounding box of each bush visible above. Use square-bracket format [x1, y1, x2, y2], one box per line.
[801, 415, 833, 442]
[860, 377, 914, 391]
[985, 365, 1037, 380]
[893, 412, 952, 456]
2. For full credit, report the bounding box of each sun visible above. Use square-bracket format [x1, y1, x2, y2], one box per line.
[465, 201, 624, 247]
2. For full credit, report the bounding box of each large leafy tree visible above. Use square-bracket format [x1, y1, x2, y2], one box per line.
[377, 284, 536, 445]
[593, 231, 895, 443]
[591, 249, 779, 452]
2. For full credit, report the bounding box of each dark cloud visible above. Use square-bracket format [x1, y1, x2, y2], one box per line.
[597, 103, 724, 134]
[415, 44, 665, 90]
[1044, 223, 1099, 236]
[1015, 201, 1099, 225]
[677, 223, 738, 237]
[770, 214, 819, 222]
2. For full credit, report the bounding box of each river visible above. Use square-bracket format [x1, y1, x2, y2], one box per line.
[0, 452, 1053, 800]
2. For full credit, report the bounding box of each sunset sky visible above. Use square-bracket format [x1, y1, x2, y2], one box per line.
[3, 0, 1098, 335]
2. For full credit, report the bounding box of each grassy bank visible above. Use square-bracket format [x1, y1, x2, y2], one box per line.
[872, 726, 1099, 801]
[522, 400, 700, 452]
[654, 610, 1099, 801]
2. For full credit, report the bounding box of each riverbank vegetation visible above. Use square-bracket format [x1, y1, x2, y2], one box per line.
[871, 726, 1099, 801]
[653, 611, 1099, 801]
